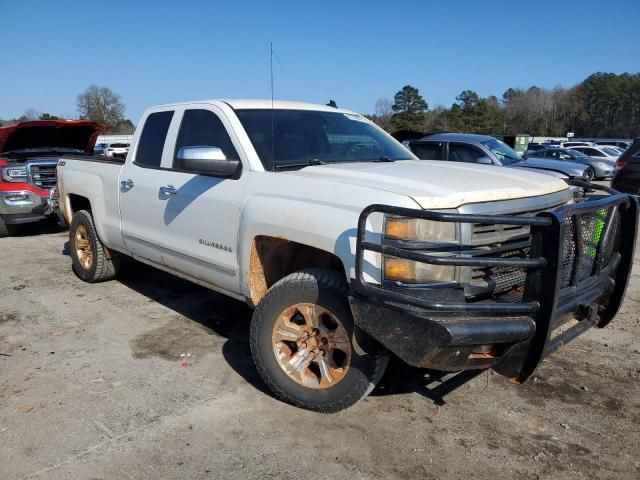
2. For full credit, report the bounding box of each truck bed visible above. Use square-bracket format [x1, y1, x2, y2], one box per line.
[57, 155, 126, 251]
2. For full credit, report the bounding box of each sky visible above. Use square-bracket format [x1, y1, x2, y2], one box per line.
[1, 0, 639, 124]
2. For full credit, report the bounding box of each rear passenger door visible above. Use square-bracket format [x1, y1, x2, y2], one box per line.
[152, 107, 245, 294]
[119, 110, 175, 264]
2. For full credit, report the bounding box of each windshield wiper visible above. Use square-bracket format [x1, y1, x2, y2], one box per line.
[272, 156, 405, 170]
[273, 158, 328, 170]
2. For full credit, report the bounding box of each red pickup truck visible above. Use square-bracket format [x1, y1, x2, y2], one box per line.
[0, 120, 102, 236]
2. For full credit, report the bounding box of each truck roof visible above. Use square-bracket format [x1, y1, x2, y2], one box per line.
[149, 99, 358, 115]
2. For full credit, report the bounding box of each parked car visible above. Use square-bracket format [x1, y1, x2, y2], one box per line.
[55, 99, 637, 412]
[524, 147, 615, 180]
[93, 143, 107, 155]
[407, 133, 590, 181]
[594, 140, 631, 150]
[104, 142, 129, 159]
[612, 138, 640, 194]
[567, 145, 620, 160]
[525, 143, 548, 155]
[561, 141, 594, 148]
[0, 119, 102, 237]
[607, 146, 627, 155]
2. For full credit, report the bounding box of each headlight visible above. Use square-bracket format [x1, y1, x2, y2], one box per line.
[383, 216, 457, 284]
[2, 166, 28, 182]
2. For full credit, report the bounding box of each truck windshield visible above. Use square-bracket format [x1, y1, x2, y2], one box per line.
[235, 109, 412, 170]
[481, 138, 521, 165]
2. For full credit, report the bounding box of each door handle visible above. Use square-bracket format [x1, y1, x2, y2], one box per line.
[159, 185, 177, 196]
[120, 178, 134, 190]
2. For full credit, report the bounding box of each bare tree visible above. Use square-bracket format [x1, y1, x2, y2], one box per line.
[76, 85, 125, 131]
[373, 98, 393, 131]
[22, 108, 41, 120]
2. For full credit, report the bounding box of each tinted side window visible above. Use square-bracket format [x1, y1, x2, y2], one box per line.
[586, 148, 604, 157]
[135, 111, 174, 167]
[409, 141, 444, 160]
[449, 144, 487, 163]
[174, 109, 239, 168]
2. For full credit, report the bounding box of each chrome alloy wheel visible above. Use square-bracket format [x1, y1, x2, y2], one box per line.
[271, 303, 351, 389]
[74, 224, 93, 270]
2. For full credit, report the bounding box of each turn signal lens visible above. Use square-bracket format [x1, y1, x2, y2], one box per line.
[384, 257, 455, 284]
[384, 258, 414, 280]
[385, 218, 417, 240]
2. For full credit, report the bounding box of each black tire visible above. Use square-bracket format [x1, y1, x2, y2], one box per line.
[250, 268, 389, 413]
[69, 210, 122, 282]
[0, 217, 16, 238]
[584, 167, 595, 182]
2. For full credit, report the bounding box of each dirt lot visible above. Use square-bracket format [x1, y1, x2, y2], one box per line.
[1, 224, 639, 480]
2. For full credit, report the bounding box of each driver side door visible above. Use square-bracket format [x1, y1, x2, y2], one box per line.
[152, 107, 245, 294]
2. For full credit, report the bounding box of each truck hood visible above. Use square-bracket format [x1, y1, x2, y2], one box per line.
[0, 120, 103, 155]
[287, 160, 569, 209]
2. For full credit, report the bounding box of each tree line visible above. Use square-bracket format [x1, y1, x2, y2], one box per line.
[367, 72, 640, 138]
[0, 85, 135, 134]
[3, 72, 638, 138]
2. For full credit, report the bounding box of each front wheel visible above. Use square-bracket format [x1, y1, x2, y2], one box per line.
[250, 268, 388, 413]
[583, 167, 595, 182]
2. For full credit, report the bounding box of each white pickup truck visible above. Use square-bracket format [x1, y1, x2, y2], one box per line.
[57, 99, 638, 412]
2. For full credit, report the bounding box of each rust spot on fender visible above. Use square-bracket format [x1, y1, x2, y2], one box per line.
[247, 236, 345, 308]
[248, 240, 268, 308]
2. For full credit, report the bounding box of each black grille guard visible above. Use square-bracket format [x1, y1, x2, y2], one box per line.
[352, 184, 638, 380]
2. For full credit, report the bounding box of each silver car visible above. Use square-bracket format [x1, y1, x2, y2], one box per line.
[525, 148, 615, 180]
[407, 133, 590, 182]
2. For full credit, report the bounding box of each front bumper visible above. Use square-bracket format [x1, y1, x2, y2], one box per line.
[350, 185, 638, 382]
[0, 190, 55, 224]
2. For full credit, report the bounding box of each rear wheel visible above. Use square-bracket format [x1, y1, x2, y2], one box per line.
[250, 268, 388, 413]
[69, 210, 122, 282]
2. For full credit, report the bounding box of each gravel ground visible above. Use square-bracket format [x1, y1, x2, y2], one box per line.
[1, 222, 639, 480]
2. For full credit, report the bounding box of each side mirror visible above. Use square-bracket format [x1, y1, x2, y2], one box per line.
[477, 157, 493, 165]
[175, 146, 240, 177]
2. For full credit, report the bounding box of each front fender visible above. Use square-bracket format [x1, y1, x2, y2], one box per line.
[237, 192, 418, 299]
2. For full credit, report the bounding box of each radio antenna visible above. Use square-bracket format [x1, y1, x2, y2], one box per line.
[270, 42, 274, 109]
[270, 42, 275, 171]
